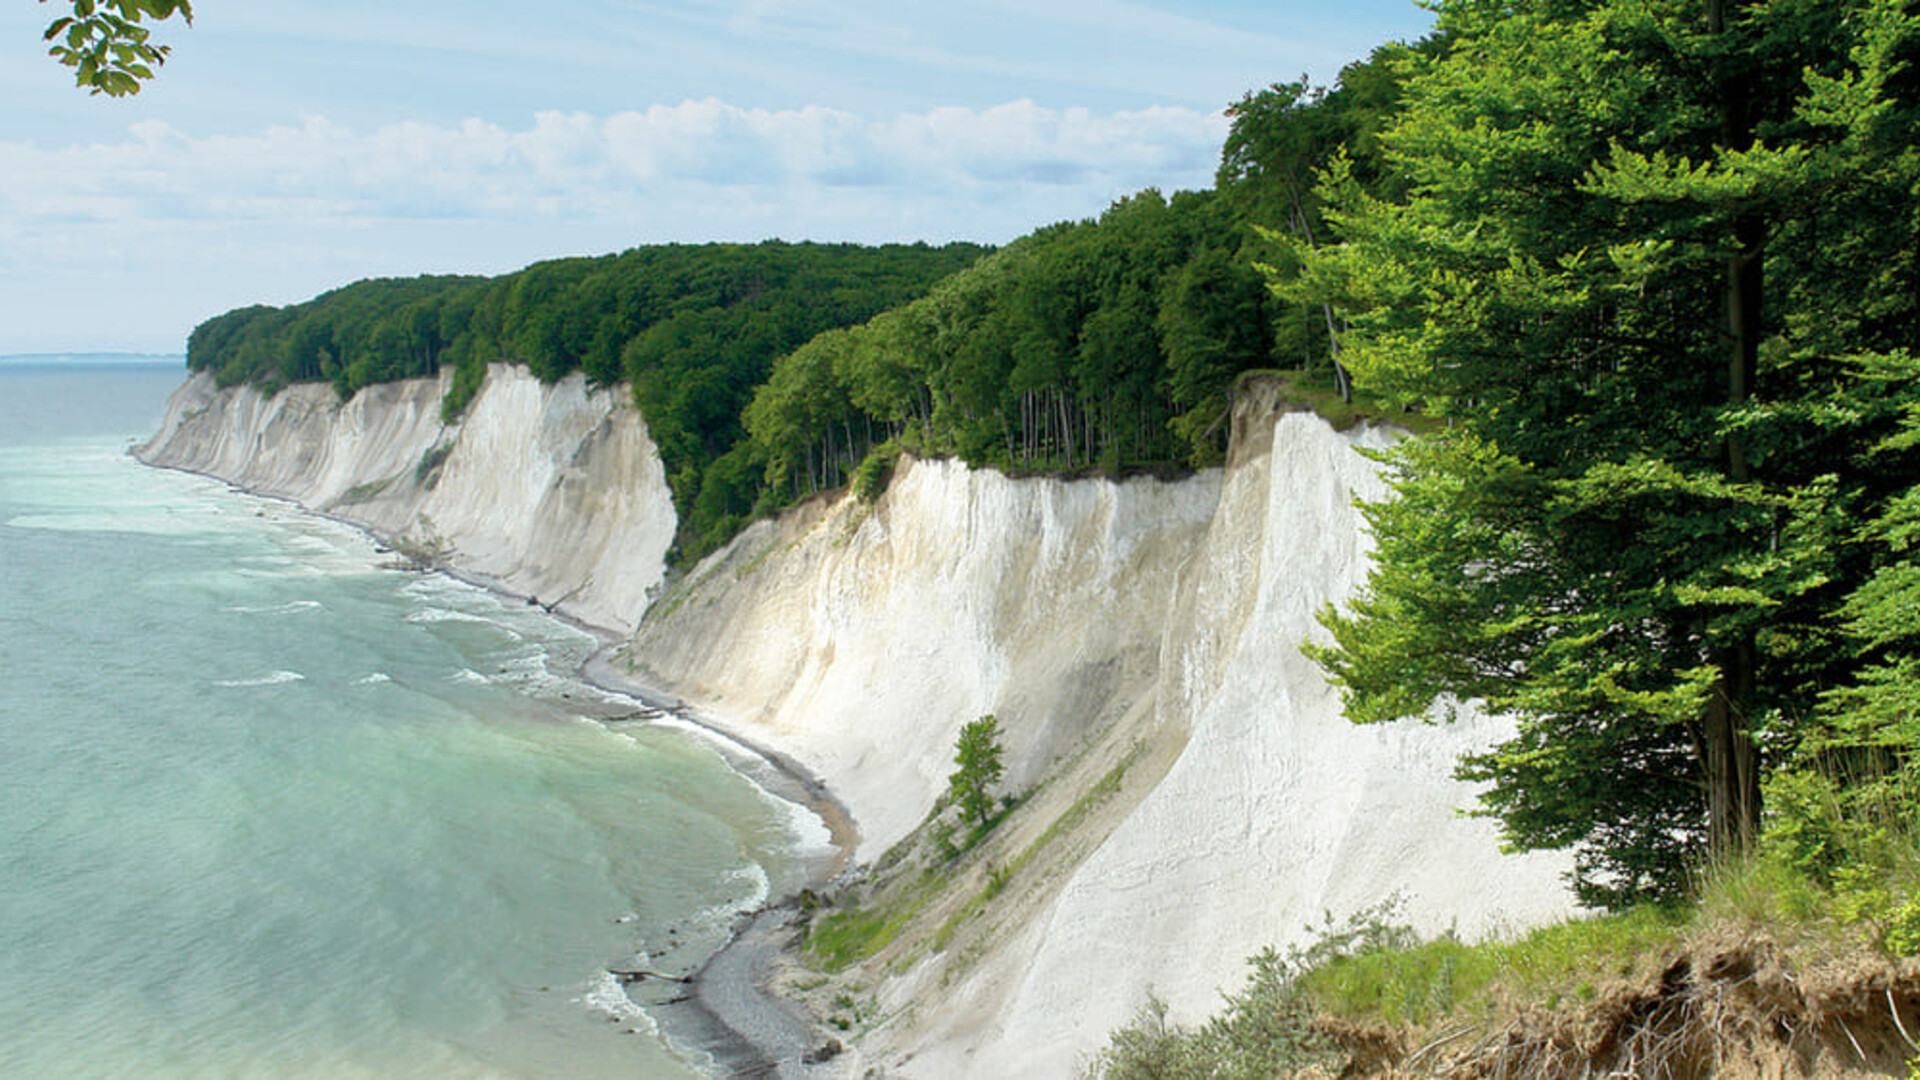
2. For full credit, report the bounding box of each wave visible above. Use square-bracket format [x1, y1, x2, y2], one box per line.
[223, 600, 323, 616]
[649, 714, 840, 863]
[5, 512, 222, 537]
[406, 606, 524, 638]
[355, 672, 392, 685]
[758, 785, 838, 862]
[213, 670, 305, 688]
[578, 969, 660, 1031]
[681, 864, 771, 940]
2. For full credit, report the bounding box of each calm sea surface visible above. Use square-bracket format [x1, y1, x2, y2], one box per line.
[0, 361, 821, 1078]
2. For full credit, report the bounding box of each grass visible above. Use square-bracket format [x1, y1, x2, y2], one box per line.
[336, 476, 394, 505]
[641, 558, 724, 624]
[933, 747, 1138, 954]
[807, 886, 932, 972]
[1089, 816, 1920, 1080]
[1298, 903, 1685, 1026]
[414, 441, 454, 487]
[1247, 368, 1446, 436]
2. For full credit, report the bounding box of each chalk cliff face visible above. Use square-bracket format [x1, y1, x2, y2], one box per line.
[142, 365, 1571, 1077]
[906, 390, 1573, 1077]
[136, 365, 675, 635]
[626, 456, 1222, 859]
[628, 380, 1572, 1077]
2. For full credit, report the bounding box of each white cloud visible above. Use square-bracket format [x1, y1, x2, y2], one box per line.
[0, 100, 1229, 352]
[3, 100, 1224, 225]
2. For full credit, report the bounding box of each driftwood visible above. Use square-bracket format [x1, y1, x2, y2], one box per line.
[609, 967, 693, 985]
[528, 577, 592, 614]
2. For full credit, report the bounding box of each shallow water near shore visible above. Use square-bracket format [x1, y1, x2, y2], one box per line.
[0, 361, 824, 1078]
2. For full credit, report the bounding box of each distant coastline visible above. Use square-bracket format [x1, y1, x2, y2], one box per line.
[0, 352, 184, 367]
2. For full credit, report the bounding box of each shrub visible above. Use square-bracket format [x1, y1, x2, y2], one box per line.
[854, 439, 902, 503]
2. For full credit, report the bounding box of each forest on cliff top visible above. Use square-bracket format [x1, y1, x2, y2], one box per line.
[182, 42, 1409, 563]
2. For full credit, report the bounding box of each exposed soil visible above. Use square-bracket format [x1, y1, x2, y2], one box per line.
[1318, 935, 1920, 1079]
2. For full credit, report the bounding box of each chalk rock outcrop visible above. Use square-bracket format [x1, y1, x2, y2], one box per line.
[137, 364, 674, 635]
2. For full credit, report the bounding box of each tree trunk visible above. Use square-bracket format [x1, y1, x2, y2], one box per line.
[1704, 643, 1761, 856]
[1704, 0, 1764, 859]
[1287, 173, 1355, 404]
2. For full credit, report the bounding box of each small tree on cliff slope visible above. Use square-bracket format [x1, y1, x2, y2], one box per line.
[949, 715, 1005, 832]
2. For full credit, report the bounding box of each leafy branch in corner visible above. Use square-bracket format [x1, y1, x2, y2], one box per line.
[42, 0, 192, 97]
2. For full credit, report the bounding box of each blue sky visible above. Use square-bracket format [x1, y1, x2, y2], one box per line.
[1, 1, 1434, 354]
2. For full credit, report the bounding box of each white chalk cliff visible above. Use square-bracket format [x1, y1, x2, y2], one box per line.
[138, 364, 675, 635]
[140, 365, 1572, 1077]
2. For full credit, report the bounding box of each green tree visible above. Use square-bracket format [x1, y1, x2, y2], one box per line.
[1297, 0, 1920, 906]
[948, 715, 1006, 832]
[43, 0, 191, 96]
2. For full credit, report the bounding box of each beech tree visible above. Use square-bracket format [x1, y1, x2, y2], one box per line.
[41, 0, 191, 96]
[1297, 0, 1920, 906]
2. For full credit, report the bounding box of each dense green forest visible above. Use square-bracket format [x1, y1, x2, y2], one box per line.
[185, 242, 988, 558]
[738, 47, 1422, 506]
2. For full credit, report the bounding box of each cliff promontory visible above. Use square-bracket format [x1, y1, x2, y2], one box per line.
[138, 364, 674, 635]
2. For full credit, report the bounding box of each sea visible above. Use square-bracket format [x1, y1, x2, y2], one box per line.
[0, 358, 826, 1078]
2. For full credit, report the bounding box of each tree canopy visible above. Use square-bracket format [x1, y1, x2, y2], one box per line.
[1296, 0, 1920, 906]
[185, 241, 989, 563]
[949, 715, 1006, 833]
[42, 0, 190, 96]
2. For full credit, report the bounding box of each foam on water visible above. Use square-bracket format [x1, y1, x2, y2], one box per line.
[213, 669, 307, 688]
[580, 970, 663, 1031]
[652, 713, 842, 863]
[225, 600, 324, 615]
[407, 606, 525, 636]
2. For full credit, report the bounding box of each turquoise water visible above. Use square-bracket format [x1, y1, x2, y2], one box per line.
[0, 362, 819, 1078]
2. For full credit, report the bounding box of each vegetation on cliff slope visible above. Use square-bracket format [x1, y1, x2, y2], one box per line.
[1089, 793, 1920, 1079]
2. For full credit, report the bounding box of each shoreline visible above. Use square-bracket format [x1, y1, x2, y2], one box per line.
[134, 451, 858, 1080]
[577, 645, 857, 1080]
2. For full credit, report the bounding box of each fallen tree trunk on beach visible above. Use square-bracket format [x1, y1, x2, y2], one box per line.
[610, 967, 694, 985]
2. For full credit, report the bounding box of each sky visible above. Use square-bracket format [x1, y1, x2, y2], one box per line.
[1, 1, 1435, 355]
